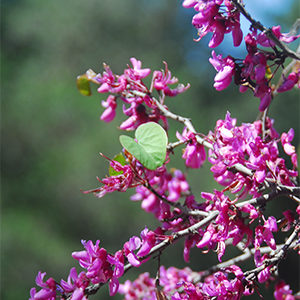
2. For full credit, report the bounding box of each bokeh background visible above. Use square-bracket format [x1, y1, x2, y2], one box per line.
[2, 0, 299, 299]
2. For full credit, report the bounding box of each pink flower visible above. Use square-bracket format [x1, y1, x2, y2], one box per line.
[97, 64, 126, 94]
[277, 72, 299, 93]
[123, 236, 142, 267]
[241, 203, 259, 219]
[167, 170, 189, 202]
[153, 62, 190, 96]
[209, 51, 235, 91]
[196, 223, 216, 248]
[83, 155, 137, 198]
[137, 227, 156, 257]
[254, 82, 272, 111]
[184, 142, 206, 169]
[209, 20, 226, 48]
[72, 240, 113, 284]
[177, 128, 206, 168]
[118, 272, 156, 299]
[274, 280, 295, 300]
[184, 0, 242, 48]
[182, 0, 198, 8]
[281, 128, 297, 168]
[208, 112, 297, 197]
[120, 102, 149, 130]
[282, 210, 295, 232]
[254, 217, 278, 250]
[106, 250, 125, 296]
[100, 95, 117, 122]
[184, 234, 201, 263]
[60, 268, 89, 300]
[257, 265, 271, 283]
[125, 57, 151, 80]
[231, 19, 243, 47]
[258, 25, 300, 47]
[30, 272, 57, 300]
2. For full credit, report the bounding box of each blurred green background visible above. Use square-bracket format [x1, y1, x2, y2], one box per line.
[1, 0, 299, 299]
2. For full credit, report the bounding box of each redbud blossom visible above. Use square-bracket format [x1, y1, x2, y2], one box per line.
[274, 280, 295, 300]
[83, 158, 136, 198]
[100, 95, 117, 122]
[209, 51, 235, 91]
[153, 62, 190, 97]
[176, 128, 206, 168]
[208, 112, 298, 197]
[29, 272, 57, 300]
[60, 268, 89, 300]
[277, 72, 299, 93]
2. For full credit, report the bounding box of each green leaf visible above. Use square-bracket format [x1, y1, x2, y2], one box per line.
[76, 74, 92, 96]
[119, 122, 168, 170]
[109, 153, 127, 176]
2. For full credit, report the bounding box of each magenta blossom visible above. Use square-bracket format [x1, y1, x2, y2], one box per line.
[208, 112, 298, 197]
[97, 64, 126, 94]
[118, 272, 156, 299]
[60, 268, 89, 300]
[209, 51, 235, 91]
[125, 57, 151, 80]
[167, 169, 190, 202]
[83, 154, 139, 198]
[123, 236, 142, 267]
[137, 227, 157, 257]
[29, 272, 57, 300]
[274, 280, 295, 300]
[281, 128, 298, 168]
[184, 0, 242, 48]
[152, 62, 190, 96]
[277, 72, 299, 93]
[100, 95, 117, 122]
[257, 25, 300, 47]
[176, 128, 206, 168]
[254, 216, 278, 251]
[72, 240, 113, 285]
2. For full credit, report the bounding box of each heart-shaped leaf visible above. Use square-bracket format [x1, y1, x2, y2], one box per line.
[119, 122, 168, 170]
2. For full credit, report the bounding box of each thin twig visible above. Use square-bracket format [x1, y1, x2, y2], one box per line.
[231, 0, 300, 60]
[143, 182, 209, 217]
[167, 140, 188, 152]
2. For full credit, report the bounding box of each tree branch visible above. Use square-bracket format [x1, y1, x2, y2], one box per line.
[231, 0, 300, 60]
[244, 220, 300, 283]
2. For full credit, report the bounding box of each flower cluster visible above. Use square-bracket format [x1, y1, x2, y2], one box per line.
[30, 226, 165, 299]
[176, 128, 206, 168]
[83, 155, 139, 198]
[182, 0, 243, 48]
[194, 190, 253, 261]
[85, 58, 190, 130]
[118, 265, 246, 299]
[274, 280, 297, 300]
[238, 27, 299, 110]
[183, 2, 300, 111]
[131, 168, 191, 220]
[207, 112, 298, 197]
